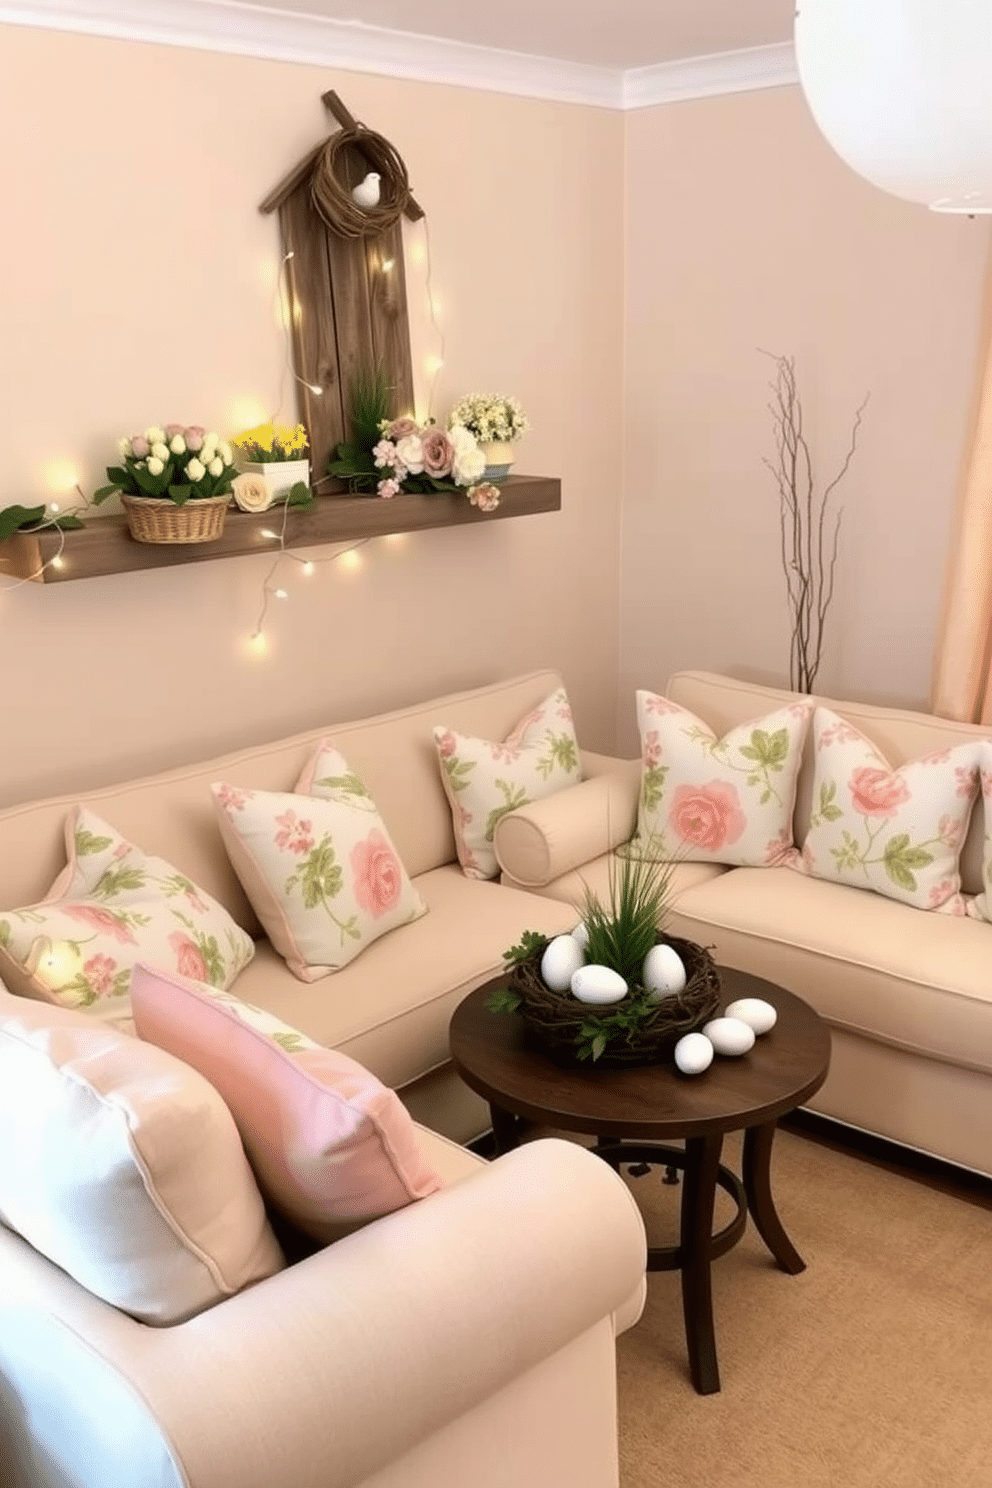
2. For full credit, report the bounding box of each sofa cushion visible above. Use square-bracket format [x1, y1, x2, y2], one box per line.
[211, 774, 427, 982]
[666, 866, 992, 1075]
[130, 965, 444, 1243]
[433, 687, 582, 880]
[629, 691, 811, 867]
[0, 986, 285, 1324]
[0, 807, 255, 1032]
[796, 708, 982, 913]
[227, 865, 580, 1091]
[967, 740, 992, 923]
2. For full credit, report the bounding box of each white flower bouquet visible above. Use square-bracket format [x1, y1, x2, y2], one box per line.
[447, 393, 529, 446]
[94, 425, 237, 506]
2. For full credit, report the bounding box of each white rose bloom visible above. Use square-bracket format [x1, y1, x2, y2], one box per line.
[202, 431, 219, 451]
[185, 458, 206, 482]
[144, 426, 165, 445]
[151, 442, 169, 461]
[208, 457, 224, 477]
[147, 456, 165, 476]
[395, 434, 425, 474]
[452, 446, 485, 486]
[447, 423, 478, 456]
[232, 473, 273, 513]
[169, 434, 187, 455]
[218, 441, 233, 462]
[117, 436, 131, 459]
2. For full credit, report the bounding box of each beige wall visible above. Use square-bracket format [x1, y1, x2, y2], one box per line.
[618, 85, 991, 753]
[0, 26, 624, 807]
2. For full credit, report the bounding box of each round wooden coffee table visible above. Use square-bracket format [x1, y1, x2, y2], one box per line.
[449, 966, 831, 1395]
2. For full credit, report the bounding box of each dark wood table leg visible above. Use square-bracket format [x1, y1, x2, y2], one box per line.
[680, 1133, 724, 1395]
[742, 1121, 805, 1274]
[489, 1102, 521, 1155]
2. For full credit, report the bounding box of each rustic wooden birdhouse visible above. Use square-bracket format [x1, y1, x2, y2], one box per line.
[259, 91, 423, 487]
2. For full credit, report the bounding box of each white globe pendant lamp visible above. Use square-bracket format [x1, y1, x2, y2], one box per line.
[794, 0, 992, 213]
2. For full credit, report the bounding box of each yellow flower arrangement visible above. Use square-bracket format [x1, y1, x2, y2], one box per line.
[232, 422, 309, 464]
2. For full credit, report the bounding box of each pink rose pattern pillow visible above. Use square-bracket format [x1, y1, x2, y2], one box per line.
[131, 964, 443, 1243]
[212, 756, 427, 982]
[965, 738, 992, 923]
[0, 807, 254, 1030]
[433, 688, 582, 880]
[794, 708, 982, 913]
[629, 691, 812, 866]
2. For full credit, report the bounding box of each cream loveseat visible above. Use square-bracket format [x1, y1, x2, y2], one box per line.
[495, 671, 992, 1181]
[0, 669, 648, 1488]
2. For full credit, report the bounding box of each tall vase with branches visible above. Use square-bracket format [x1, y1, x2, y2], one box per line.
[762, 352, 870, 694]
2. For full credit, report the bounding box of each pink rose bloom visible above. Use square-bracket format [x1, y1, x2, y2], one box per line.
[351, 830, 403, 917]
[184, 426, 205, 452]
[165, 423, 184, 439]
[848, 767, 910, 817]
[468, 482, 500, 512]
[169, 932, 208, 982]
[62, 904, 137, 943]
[421, 427, 454, 478]
[669, 781, 747, 852]
[274, 810, 314, 855]
[388, 417, 420, 440]
[83, 953, 118, 996]
[130, 435, 150, 459]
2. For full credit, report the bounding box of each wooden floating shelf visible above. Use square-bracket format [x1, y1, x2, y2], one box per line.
[0, 476, 561, 585]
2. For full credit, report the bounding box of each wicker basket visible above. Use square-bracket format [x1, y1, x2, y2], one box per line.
[506, 935, 721, 1067]
[121, 492, 229, 544]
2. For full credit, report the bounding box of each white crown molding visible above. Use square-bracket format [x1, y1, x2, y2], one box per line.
[622, 43, 798, 109]
[0, 0, 797, 110]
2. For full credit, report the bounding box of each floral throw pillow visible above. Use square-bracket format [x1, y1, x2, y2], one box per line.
[967, 739, 992, 922]
[628, 691, 812, 866]
[0, 807, 255, 1030]
[131, 964, 443, 1243]
[212, 754, 427, 982]
[795, 707, 982, 912]
[432, 687, 582, 880]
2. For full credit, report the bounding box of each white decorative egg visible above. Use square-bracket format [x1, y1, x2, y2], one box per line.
[674, 1032, 714, 1075]
[724, 997, 778, 1035]
[571, 921, 590, 950]
[571, 964, 628, 1005]
[642, 943, 687, 999]
[702, 1016, 756, 1057]
[540, 934, 586, 993]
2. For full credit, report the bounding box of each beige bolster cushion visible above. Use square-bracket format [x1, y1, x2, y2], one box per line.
[494, 763, 641, 887]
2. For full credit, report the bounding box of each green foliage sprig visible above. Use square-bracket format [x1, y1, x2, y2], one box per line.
[0, 505, 85, 542]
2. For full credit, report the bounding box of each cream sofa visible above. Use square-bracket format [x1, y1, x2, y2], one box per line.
[0, 668, 648, 1488]
[495, 670, 992, 1181]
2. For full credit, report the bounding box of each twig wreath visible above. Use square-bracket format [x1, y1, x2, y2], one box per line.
[309, 125, 413, 239]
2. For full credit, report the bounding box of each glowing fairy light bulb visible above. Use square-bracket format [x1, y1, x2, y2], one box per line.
[302, 561, 315, 576]
[248, 632, 268, 657]
[274, 588, 288, 600]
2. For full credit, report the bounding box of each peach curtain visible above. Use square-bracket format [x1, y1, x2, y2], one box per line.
[932, 246, 992, 726]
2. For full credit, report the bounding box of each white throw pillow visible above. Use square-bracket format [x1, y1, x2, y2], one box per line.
[212, 751, 427, 982]
[629, 691, 812, 866]
[433, 687, 582, 880]
[795, 707, 982, 912]
[0, 987, 284, 1324]
[0, 807, 255, 1031]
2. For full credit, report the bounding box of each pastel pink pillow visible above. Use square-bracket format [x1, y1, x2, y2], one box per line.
[130, 963, 444, 1242]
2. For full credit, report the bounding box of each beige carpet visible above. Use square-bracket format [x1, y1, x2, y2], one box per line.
[613, 1128, 992, 1488]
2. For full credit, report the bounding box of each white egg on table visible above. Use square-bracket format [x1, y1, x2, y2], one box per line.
[571, 921, 590, 950]
[540, 934, 586, 993]
[642, 943, 687, 999]
[724, 997, 778, 1035]
[674, 1032, 714, 1075]
[701, 1016, 756, 1057]
[571, 964, 628, 1005]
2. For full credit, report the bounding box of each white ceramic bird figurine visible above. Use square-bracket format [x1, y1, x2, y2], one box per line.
[351, 171, 381, 209]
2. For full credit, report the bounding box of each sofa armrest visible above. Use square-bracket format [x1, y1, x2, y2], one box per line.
[11, 1138, 646, 1488]
[494, 761, 641, 888]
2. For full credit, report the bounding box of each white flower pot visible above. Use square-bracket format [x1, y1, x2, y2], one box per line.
[238, 459, 310, 503]
[479, 441, 516, 482]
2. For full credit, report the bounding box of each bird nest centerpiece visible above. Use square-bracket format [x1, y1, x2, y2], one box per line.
[488, 846, 720, 1067]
